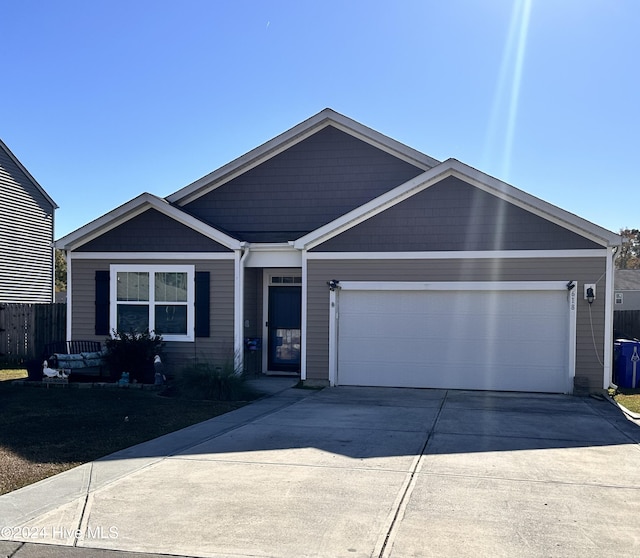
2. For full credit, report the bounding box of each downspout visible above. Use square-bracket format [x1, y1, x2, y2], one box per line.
[300, 246, 307, 381]
[604, 246, 618, 389]
[65, 250, 72, 342]
[235, 242, 250, 373]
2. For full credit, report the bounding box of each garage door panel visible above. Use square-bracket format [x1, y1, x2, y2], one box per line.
[337, 362, 565, 392]
[337, 288, 569, 393]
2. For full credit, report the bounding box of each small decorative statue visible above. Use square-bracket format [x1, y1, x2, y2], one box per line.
[154, 355, 166, 385]
[42, 360, 69, 379]
[118, 371, 130, 386]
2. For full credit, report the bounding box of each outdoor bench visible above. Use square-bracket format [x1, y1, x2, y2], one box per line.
[43, 341, 108, 378]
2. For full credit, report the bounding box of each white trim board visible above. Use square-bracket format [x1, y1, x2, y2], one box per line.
[70, 252, 235, 260]
[335, 281, 572, 292]
[306, 250, 608, 260]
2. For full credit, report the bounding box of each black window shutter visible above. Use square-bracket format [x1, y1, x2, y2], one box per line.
[95, 270, 110, 336]
[195, 271, 210, 338]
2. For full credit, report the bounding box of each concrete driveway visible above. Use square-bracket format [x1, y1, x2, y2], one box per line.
[2, 381, 640, 558]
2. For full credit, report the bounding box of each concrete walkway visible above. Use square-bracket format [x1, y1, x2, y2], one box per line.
[2, 380, 640, 558]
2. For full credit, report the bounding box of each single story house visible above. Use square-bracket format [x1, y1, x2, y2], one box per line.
[56, 109, 621, 393]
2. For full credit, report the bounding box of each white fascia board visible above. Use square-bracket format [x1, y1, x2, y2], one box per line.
[326, 112, 439, 169]
[244, 243, 302, 268]
[295, 159, 621, 250]
[306, 249, 608, 260]
[336, 281, 570, 292]
[70, 251, 235, 260]
[0, 139, 59, 209]
[249, 242, 296, 251]
[56, 192, 241, 251]
[167, 109, 439, 206]
[445, 160, 622, 248]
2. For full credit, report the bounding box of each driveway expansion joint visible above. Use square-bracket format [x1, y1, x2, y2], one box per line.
[377, 390, 449, 558]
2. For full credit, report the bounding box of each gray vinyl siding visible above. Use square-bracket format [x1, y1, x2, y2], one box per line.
[313, 176, 601, 252]
[306, 257, 607, 390]
[183, 126, 424, 242]
[614, 291, 640, 311]
[77, 209, 232, 252]
[613, 271, 640, 310]
[70, 258, 235, 373]
[0, 145, 55, 303]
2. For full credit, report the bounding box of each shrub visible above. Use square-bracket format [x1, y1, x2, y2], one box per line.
[175, 359, 257, 401]
[25, 359, 43, 381]
[104, 330, 163, 383]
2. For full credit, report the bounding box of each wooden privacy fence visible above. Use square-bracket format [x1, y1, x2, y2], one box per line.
[0, 303, 66, 365]
[614, 310, 640, 340]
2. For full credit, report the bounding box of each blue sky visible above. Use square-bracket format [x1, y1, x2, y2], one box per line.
[2, 0, 638, 239]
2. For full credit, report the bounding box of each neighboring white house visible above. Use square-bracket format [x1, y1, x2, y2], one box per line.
[0, 139, 58, 303]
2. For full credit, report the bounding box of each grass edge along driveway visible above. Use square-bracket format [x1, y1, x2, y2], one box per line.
[0, 374, 250, 495]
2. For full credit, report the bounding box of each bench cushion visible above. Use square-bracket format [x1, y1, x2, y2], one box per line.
[54, 353, 84, 361]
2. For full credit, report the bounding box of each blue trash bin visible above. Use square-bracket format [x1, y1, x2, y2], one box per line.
[614, 340, 640, 388]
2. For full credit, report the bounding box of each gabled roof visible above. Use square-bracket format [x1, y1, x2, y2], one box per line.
[55, 192, 242, 251]
[166, 108, 440, 206]
[294, 158, 622, 250]
[0, 139, 58, 209]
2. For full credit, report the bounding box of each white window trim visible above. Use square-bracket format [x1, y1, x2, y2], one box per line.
[110, 264, 195, 342]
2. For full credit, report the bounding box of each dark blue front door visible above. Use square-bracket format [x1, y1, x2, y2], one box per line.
[268, 286, 301, 372]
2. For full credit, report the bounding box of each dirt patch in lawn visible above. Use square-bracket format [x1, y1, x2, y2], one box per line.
[0, 369, 28, 381]
[0, 381, 251, 495]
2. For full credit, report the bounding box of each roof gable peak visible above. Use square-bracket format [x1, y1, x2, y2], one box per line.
[167, 109, 440, 206]
[56, 192, 241, 251]
[294, 158, 621, 250]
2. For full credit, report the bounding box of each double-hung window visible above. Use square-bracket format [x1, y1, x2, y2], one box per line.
[110, 265, 195, 341]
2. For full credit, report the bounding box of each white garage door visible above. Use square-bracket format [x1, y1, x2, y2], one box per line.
[336, 283, 573, 393]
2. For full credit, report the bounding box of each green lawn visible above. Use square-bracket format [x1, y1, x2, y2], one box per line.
[0, 380, 251, 495]
[613, 389, 640, 414]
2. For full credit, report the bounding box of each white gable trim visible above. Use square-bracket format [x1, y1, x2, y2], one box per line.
[294, 159, 621, 251]
[167, 109, 439, 206]
[56, 192, 241, 251]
